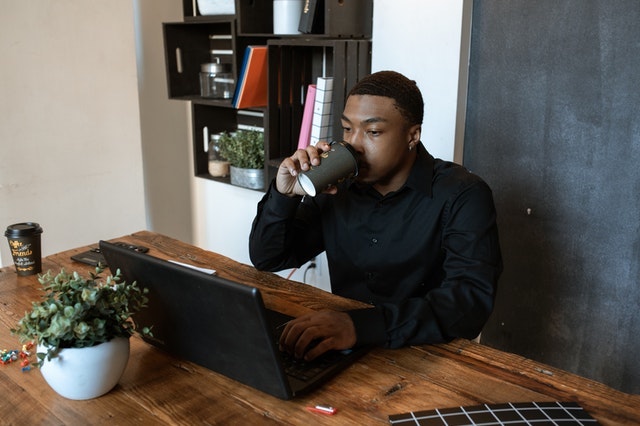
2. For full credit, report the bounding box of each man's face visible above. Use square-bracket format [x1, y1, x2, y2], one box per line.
[341, 94, 420, 194]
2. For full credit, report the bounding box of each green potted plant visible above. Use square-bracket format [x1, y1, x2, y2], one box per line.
[11, 266, 151, 400]
[218, 130, 265, 190]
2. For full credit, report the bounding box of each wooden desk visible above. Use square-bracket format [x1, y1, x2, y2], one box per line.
[1, 231, 638, 425]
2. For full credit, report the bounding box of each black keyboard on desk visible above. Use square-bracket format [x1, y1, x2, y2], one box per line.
[279, 349, 347, 382]
[268, 308, 360, 384]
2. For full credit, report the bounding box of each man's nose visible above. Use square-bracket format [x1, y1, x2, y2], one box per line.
[345, 132, 364, 153]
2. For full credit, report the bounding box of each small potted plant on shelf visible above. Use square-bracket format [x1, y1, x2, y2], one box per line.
[218, 129, 265, 190]
[11, 266, 151, 400]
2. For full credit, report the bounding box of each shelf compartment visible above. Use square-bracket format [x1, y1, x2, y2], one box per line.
[191, 104, 238, 178]
[182, 0, 372, 37]
[164, 20, 272, 101]
[325, 0, 373, 38]
[164, 20, 236, 98]
[265, 38, 371, 175]
[191, 104, 267, 190]
[182, 0, 272, 34]
[236, 0, 274, 34]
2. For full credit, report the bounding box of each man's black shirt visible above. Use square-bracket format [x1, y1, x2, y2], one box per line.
[249, 145, 502, 348]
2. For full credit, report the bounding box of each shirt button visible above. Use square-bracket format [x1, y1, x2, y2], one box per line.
[371, 238, 378, 244]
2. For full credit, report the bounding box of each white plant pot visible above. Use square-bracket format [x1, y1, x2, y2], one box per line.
[38, 337, 130, 400]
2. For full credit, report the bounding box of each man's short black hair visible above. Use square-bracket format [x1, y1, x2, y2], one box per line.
[347, 70, 424, 126]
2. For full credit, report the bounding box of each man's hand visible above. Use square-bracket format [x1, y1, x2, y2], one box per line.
[276, 141, 335, 196]
[279, 310, 357, 361]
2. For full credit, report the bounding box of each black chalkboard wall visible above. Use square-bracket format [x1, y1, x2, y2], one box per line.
[463, 1, 640, 394]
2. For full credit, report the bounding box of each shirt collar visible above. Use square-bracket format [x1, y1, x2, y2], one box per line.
[405, 143, 434, 197]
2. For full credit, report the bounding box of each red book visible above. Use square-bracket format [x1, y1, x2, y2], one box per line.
[232, 46, 268, 109]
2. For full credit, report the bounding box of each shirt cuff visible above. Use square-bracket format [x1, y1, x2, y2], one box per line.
[347, 307, 387, 347]
[265, 180, 303, 216]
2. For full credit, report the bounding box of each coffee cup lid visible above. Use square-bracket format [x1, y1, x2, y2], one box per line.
[5, 222, 43, 238]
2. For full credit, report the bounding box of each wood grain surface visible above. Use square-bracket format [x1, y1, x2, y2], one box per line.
[0, 231, 638, 425]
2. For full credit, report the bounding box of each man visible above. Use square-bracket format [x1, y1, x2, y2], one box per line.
[249, 71, 502, 361]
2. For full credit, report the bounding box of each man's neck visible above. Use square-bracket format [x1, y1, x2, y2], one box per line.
[372, 151, 418, 196]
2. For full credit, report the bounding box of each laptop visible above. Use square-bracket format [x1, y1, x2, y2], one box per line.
[99, 240, 369, 400]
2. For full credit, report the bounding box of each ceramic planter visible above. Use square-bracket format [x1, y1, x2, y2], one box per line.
[38, 337, 130, 400]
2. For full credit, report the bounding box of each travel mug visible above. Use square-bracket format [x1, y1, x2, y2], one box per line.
[5, 222, 43, 276]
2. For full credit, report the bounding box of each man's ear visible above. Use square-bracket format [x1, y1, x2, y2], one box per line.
[408, 124, 421, 144]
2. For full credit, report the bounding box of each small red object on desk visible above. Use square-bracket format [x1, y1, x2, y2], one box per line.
[306, 405, 337, 415]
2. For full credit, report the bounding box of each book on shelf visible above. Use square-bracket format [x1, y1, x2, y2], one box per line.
[298, 0, 324, 34]
[237, 110, 264, 133]
[310, 76, 334, 145]
[232, 46, 268, 109]
[297, 84, 316, 149]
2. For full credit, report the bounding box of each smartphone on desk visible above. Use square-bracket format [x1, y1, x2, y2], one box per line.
[71, 242, 148, 266]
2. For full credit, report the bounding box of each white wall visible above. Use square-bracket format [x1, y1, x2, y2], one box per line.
[193, 178, 264, 263]
[191, 1, 470, 290]
[0, 1, 146, 266]
[192, 176, 330, 289]
[372, 0, 470, 163]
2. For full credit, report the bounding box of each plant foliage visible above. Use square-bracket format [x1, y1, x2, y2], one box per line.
[218, 130, 265, 169]
[11, 267, 151, 366]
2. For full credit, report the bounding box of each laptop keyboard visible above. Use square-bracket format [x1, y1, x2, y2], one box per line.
[269, 309, 353, 383]
[279, 349, 346, 382]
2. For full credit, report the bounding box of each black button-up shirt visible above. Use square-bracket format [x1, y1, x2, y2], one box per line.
[249, 145, 502, 348]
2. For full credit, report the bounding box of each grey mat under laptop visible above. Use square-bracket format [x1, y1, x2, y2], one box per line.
[100, 240, 369, 400]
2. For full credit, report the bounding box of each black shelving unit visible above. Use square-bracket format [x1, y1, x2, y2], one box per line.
[163, 0, 372, 189]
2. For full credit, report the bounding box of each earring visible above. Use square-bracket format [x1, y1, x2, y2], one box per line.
[408, 144, 413, 151]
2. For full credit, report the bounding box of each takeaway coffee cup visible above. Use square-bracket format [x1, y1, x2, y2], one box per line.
[297, 141, 359, 197]
[5, 222, 43, 276]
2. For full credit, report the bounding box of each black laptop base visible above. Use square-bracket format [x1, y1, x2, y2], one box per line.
[99, 240, 369, 400]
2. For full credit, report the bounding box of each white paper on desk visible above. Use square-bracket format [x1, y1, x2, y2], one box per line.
[168, 260, 216, 275]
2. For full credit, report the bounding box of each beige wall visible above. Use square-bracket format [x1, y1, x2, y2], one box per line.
[0, 1, 147, 265]
[134, 1, 192, 244]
